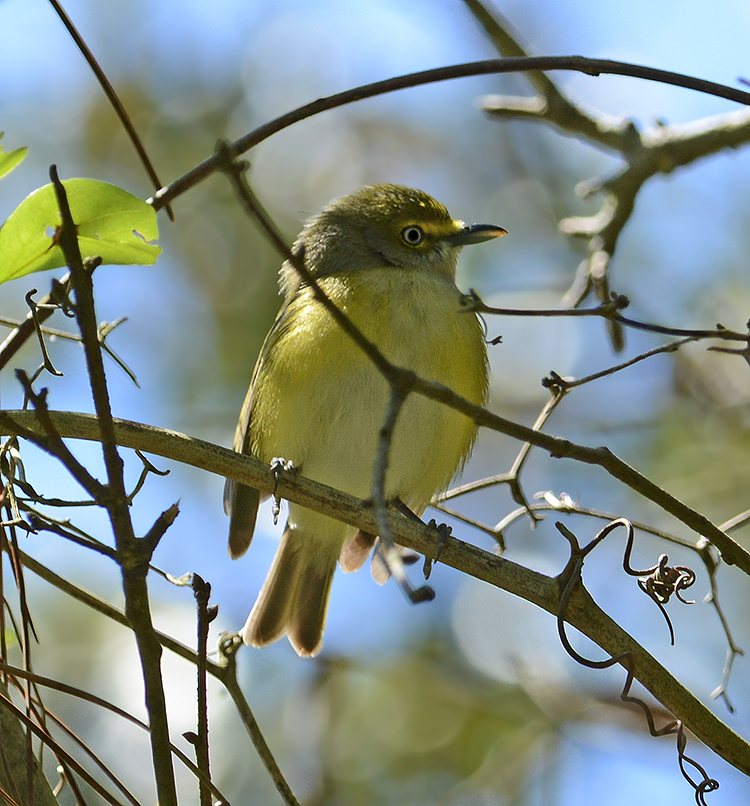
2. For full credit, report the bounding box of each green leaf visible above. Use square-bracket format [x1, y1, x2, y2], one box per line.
[0, 133, 28, 181]
[0, 178, 161, 284]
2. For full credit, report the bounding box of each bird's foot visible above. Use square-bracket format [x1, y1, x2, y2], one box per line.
[423, 520, 452, 580]
[269, 457, 296, 525]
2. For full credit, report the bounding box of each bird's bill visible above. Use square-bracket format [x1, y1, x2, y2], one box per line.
[446, 223, 507, 246]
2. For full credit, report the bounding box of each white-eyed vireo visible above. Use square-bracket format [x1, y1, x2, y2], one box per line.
[225, 184, 505, 656]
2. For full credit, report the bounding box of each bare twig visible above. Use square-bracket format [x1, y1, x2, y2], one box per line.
[46, 0, 173, 219]
[461, 1, 750, 353]
[0, 275, 71, 373]
[0, 689, 132, 806]
[0, 660, 231, 805]
[150, 56, 750, 212]
[372, 388, 435, 603]
[543, 337, 693, 392]
[190, 575, 214, 806]
[468, 290, 750, 345]
[49, 166, 179, 806]
[13, 550, 300, 806]
[440, 389, 564, 505]
[24, 290, 63, 377]
[212, 634, 302, 806]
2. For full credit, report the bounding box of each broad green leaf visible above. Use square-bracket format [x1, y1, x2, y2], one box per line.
[0, 133, 28, 181]
[0, 178, 161, 284]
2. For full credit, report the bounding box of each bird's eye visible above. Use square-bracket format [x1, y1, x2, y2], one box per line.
[401, 225, 425, 246]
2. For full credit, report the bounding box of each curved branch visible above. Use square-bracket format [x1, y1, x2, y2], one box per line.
[1, 410, 749, 777]
[148, 55, 750, 211]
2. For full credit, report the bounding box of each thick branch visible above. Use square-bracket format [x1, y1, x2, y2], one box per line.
[3, 406, 749, 577]
[2, 410, 750, 776]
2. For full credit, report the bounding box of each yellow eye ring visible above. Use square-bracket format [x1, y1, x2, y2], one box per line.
[401, 225, 425, 246]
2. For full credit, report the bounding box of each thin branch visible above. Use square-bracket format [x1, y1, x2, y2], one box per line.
[0, 662, 230, 806]
[149, 56, 750, 211]
[46, 0, 173, 219]
[214, 635, 302, 806]
[440, 388, 564, 503]
[25, 290, 63, 377]
[24, 512, 117, 559]
[0, 275, 71, 373]
[468, 291, 750, 344]
[544, 338, 693, 392]
[14, 550, 300, 806]
[372, 388, 435, 603]
[190, 575, 214, 806]
[0, 310, 139, 388]
[50, 166, 178, 806]
[213, 142, 407, 388]
[0, 317, 80, 343]
[555, 109, 750, 295]
[0, 690, 131, 806]
[437, 390, 568, 547]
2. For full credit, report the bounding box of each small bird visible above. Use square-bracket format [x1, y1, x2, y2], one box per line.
[225, 184, 505, 656]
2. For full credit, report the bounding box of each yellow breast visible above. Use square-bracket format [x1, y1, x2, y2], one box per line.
[249, 269, 488, 510]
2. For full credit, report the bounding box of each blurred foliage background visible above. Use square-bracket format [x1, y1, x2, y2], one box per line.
[2, 0, 750, 803]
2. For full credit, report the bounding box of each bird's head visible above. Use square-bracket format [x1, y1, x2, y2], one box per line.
[280, 184, 506, 294]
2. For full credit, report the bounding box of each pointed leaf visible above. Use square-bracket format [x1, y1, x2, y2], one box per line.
[0, 178, 161, 284]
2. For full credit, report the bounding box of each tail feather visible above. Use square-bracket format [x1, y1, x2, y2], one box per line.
[288, 556, 337, 657]
[225, 480, 261, 560]
[241, 525, 302, 648]
[241, 519, 342, 657]
[340, 529, 377, 573]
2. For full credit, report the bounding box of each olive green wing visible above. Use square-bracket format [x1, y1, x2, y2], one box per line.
[224, 302, 293, 559]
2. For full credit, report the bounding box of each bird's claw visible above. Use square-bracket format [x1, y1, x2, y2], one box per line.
[270, 457, 296, 525]
[423, 519, 452, 580]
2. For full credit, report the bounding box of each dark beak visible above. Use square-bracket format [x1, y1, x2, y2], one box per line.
[445, 223, 508, 246]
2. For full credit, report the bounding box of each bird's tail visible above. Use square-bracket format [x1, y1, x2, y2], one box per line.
[241, 513, 345, 657]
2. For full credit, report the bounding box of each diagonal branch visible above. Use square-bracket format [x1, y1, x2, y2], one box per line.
[2, 412, 749, 774]
[3, 406, 750, 580]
